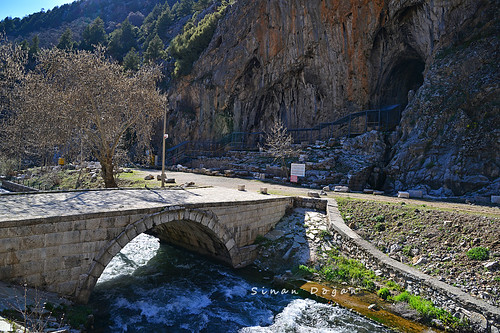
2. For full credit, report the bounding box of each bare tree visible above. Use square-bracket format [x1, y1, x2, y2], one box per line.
[264, 118, 298, 178]
[0, 37, 28, 165]
[3, 46, 165, 187]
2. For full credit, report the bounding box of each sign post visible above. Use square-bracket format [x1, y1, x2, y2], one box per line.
[290, 163, 305, 183]
[161, 102, 168, 188]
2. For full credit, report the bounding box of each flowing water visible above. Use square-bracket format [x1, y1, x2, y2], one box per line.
[89, 233, 394, 333]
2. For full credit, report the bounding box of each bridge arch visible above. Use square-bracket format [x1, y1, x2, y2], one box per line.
[75, 207, 240, 303]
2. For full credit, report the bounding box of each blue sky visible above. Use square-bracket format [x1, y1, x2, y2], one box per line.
[0, 1, 76, 20]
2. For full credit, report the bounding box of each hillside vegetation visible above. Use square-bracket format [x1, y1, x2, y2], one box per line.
[1, 0, 229, 76]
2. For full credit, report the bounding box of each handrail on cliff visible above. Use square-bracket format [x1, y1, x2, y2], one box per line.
[163, 104, 401, 165]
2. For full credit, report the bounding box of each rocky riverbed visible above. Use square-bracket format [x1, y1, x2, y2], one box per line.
[253, 208, 333, 277]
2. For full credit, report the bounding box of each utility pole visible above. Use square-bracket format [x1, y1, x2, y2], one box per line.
[161, 101, 168, 188]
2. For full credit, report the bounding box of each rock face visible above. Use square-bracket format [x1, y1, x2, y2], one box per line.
[167, 0, 498, 197]
[386, 34, 500, 197]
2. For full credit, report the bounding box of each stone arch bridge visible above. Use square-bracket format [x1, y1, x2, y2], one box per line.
[0, 188, 292, 303]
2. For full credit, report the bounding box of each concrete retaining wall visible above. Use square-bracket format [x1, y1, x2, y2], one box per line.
[326, 199, 500, 333]
[0, 180, 38, 193]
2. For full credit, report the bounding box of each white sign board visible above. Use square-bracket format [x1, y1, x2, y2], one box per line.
[290, 163, 306, 177]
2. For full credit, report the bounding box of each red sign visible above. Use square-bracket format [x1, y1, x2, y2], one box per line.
[290, 175, 298, 183]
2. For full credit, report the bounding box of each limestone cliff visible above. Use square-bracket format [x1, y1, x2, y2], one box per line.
[167, 0, 499, 197]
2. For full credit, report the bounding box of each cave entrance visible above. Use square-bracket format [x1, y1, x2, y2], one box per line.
[378, 57, 425, 108]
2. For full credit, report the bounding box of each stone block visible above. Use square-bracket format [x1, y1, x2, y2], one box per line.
[334, 186, 350, 192]
[55, 221, 74, 233]
[144, 215, 155, 230]
[45, 233, 63, 247]
[96, 250, 114, 267]
[93, 228, 108, 241]
[372, 190, 384, 195]
[398, 191, 410, 198]
[57, 280, 77, 296]
[79, 229, 94, 243]
[63, 255, 84, 270]
[116, 231, 130, 248]
[85, 218, 101, 230]
[62, 230, 81, 244]
[21, 236, 45, 250]
[189, 211, 198, 222]
[60, 244, 78, 256]
[125, 225, 138, 241]
[89, 262, 105, 278]
[31, 224, 55, 235]
[238, 185, 246, 191]
[225, 239, 236, 251]
[492, 196, 500, 204]
[308, 191, 321, 198]
[200, 214, 212, 227]
[107, 227, 123, 240]
[107, 241, 123, 258]
[153, 214, 163, 226]
[408, 190, 423, 198]
[134, 221, 147, 235]
[260, 187, 268, 194]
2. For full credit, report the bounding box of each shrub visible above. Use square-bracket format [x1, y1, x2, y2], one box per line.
[363, 279, 375, 290]
[377, 287, 390, 300]
[298, 265, 317, 276]
[253, 235, 268, 245]
[372, 215, 385, 223]
[466, 247, 489, 261]
[402, 245, 413, 257]
[374, 222, 385, 232]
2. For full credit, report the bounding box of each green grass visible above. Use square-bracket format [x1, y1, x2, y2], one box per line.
[466, 247, 489, 261]
[393, 291, 464, 329]
[319, 230, 332, 239]
[298, 251, 378, 291]
[317, 252, 377, 290]
[377, 287, 390, 300]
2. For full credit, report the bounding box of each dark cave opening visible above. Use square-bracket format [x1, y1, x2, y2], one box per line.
[378, 58, 425, 108]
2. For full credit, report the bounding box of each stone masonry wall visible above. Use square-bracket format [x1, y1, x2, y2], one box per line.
[0, 197, 293, 302]
[0, 208, 155, 299]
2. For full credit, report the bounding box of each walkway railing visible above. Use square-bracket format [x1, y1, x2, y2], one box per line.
[164, 104, 401, 165]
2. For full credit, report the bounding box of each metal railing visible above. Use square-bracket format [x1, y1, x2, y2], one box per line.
[164, 105, 401, 165]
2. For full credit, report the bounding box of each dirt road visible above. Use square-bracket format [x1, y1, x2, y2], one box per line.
[136, 169, 500, 217]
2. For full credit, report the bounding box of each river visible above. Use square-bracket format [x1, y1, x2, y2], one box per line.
[89, 233, 394, 332]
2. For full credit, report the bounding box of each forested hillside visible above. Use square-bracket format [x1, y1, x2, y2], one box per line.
[0, 0, 227, 72]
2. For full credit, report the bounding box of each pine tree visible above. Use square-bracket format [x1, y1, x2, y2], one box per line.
[28, 35, 39, 58]
[144, 35, 164, 63]
[172, 0, 195, 19]
[123, 48, 140, 71]
[121, 19, 137, 52]
[156, 5, 173, 40]
[57, 28, 74, 50]
[81, 17, 107, 51]
[108, 19, 137, 61]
